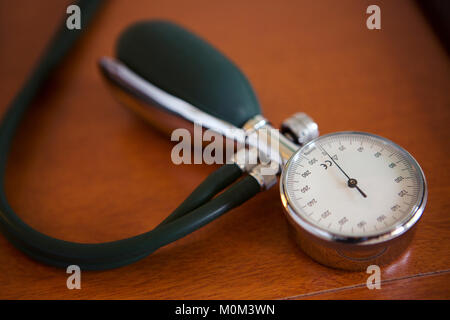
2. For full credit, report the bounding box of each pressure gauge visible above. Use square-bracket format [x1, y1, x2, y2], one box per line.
[280, 132, 427, 270]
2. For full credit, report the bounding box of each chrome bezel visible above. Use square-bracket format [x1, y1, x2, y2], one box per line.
[280, 131, 427, 246]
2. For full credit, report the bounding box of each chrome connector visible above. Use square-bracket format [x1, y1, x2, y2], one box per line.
[281, 112, 319, 146]
[249, 161, 280, 190]
[242, 115, 269, 135]
[232, 147, 259, 172]
[242, 115, 300, 166]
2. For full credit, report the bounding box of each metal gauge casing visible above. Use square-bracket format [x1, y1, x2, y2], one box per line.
[280, 132, 427, 270]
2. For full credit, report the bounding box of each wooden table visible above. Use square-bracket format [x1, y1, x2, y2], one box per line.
[0, 0, 449, 299]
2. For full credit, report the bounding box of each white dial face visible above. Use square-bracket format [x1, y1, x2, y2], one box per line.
[283, 132, 425, 238]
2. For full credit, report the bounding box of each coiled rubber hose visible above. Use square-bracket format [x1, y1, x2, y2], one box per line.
[0, 0, 261, 270]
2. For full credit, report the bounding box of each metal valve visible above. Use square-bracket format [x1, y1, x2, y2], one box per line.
[281, 113, 319, 146]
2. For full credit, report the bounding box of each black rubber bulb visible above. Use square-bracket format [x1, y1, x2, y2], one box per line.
[116, 20, 262, 128]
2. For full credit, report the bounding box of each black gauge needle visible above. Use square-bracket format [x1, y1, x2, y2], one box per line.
[320, 147, 368, 198]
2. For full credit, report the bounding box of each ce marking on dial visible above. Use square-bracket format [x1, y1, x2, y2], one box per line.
[320, 160, 333, 170]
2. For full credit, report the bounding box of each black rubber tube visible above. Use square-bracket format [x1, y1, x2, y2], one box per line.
[0, 174, 260, 270]
[158, 163, 243, 226]
[0, 0, 261, 270]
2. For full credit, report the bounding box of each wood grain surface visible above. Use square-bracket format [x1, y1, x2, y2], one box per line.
[0, 0, 449, 299]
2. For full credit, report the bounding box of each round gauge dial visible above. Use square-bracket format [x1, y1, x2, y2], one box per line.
[281, 132, 426, 242]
